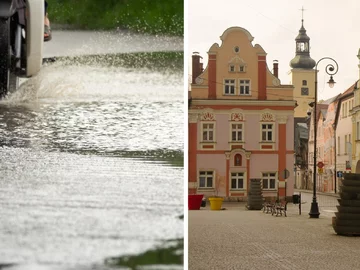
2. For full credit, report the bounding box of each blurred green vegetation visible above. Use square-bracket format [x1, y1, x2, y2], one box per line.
[46, 0, 183, 36]
[105, 238, 183, 269]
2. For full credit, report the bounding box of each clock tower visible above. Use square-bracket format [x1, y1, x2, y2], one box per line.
[289, 18, 316, 118]
[290, 15, 317, 189]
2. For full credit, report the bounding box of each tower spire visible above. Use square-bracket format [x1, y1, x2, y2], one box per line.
[289, 8, 315, 69]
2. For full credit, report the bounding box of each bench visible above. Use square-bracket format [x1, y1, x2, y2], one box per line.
[272, 201, 287, 217]
[263, 200, 276, 214]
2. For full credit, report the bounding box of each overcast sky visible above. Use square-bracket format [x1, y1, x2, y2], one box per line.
[187, 0, 360, 100]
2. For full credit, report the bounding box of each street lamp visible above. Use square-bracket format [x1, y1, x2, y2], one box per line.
[309, 57, 339, 218]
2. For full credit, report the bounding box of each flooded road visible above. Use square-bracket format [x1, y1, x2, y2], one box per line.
[0, 32, 184, 269]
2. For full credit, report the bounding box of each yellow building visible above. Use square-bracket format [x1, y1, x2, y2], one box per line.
[290, 19, 317, 190]
[289, 19, 316, 119]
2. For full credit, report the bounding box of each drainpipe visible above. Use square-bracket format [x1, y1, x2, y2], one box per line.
[333, 123, 337, 193]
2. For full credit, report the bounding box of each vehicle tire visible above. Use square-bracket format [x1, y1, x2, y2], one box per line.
[0, 18, 10, 98]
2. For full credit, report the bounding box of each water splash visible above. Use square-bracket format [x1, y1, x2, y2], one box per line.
[3, 60, 183, 103]
[0, 54, 184, 161]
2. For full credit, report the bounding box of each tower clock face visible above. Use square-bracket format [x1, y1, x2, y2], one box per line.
[301, 87, 309, 95]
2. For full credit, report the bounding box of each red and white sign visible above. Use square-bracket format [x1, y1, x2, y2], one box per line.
[317, 162, 324, 168]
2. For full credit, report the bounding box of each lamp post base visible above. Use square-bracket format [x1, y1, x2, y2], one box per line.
[309, 202, 320, 218]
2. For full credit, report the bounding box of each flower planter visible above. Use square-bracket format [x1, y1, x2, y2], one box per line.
[334, 173, 360, 235]
[209, 197, 224, 210]
[188, 194, 204, 210]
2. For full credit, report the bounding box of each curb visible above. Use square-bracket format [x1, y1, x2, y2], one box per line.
[295, 189, 340, 198]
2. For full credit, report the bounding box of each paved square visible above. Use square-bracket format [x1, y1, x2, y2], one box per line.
[189, 201, 360, 270]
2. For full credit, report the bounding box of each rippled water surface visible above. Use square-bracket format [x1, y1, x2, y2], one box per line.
[0, 58, 184, 269]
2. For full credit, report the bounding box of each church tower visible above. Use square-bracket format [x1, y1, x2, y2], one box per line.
[291, 13, 317, 190]
[289, 17, 316, 118]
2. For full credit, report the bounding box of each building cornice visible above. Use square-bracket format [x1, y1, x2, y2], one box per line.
[290, 68, 316, 73]
[267, 85, 295, 89]
[190, 99, 297, 107]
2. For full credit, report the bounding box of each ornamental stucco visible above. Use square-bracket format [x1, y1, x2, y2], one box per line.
[200, 110, 216, 121]
[261, 112, 275, 122]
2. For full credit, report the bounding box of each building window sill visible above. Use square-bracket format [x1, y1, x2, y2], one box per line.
[197, 188, 215, 192]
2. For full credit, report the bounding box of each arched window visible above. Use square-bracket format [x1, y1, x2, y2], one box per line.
[234, 154, 242, 166]
[302, 80, 307, 86]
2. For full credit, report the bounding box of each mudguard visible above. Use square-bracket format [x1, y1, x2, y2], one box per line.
[0, 0, 17, 18]
[26, 0, 44, 77]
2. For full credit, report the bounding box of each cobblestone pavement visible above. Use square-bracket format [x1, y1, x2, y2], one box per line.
[188, 197, 360, 270]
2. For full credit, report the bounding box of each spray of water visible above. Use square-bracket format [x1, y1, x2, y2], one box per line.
[3, 59, 183, 104]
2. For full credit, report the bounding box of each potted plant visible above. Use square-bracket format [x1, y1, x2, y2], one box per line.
[188, 182, 204, 210]
[208, 175, 224, 210]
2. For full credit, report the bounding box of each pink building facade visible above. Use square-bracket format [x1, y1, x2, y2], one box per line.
[188, 27, 296, 201]
[308, 84, 355, 193]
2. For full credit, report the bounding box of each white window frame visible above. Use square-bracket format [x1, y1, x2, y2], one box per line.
[229, 65, 235, 72]
[231, 123, 244, 142]
[230, 172, 245, 190]
[261, 123, 274, 142]
[262, 172, 277, 190]
[309, 152, 313, 163]
[198, 171, 214, 189]
[345, 135, 348, 154]
[239, 65, 246, 72]
[201, 122, 215, 142]
[345, 102, 348, 117]
[224, 79, 236, 95]
[239, 79, 251, 95]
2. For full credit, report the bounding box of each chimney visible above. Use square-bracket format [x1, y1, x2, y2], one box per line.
[273, 60, 278, 78]
[192, 52, 202, 84]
